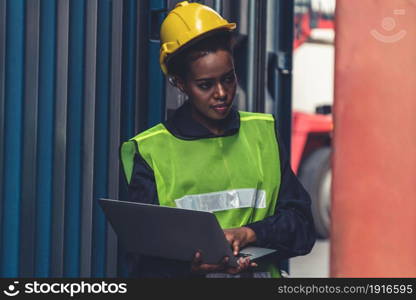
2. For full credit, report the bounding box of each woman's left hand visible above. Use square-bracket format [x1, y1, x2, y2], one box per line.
[223, 227, 257, 256]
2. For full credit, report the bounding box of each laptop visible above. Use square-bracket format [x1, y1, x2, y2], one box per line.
[98, 198, 276, 268]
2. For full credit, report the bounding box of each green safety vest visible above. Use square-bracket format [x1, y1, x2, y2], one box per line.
[120, 111, 282, 278]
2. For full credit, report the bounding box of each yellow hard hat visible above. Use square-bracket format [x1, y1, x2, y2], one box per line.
[160, 1, 236, 75]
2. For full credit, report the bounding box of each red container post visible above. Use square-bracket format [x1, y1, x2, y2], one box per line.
[331, 0, 416, 277]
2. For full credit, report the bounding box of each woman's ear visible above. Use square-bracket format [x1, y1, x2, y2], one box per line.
[175, 76, 187, 94]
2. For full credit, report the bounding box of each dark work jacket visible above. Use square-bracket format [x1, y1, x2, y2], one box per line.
[124, 101, 316, 278]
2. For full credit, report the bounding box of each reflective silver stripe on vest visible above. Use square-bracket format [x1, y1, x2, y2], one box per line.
[206, 272, 272, 278]
[174, 189, 266, 212]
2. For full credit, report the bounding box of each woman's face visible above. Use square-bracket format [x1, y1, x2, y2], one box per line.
[178, 49, 237, 121]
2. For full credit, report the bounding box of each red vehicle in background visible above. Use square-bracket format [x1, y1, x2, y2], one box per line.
[294, 0, 335, 50]
[291, 0, 335, 239]
[292, 107, 332, 239]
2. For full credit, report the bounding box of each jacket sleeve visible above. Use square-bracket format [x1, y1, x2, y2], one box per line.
[128, 152, 159, 205]
[244, 132, 316, 260]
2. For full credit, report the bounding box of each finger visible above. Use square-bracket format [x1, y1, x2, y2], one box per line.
[230, 258, 243, 273]
[199, 262, 227, 273]
[199, 264, 219, 272]
[195, 251, 202, 261]
[240, 257, 251, 270]
[245, 258, 252, 268]
[192, 251, 203, 265]
[223, 230, 234, 243]
[235, 260, 248, 273]
[227, 258, 255, 275]
[236, 256, 244, 265]
[240, 257, 249, 269]
[232, 240, 240, 256]
[196, 256, 228, 273]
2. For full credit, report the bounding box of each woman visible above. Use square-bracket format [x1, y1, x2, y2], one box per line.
[120, 1, 315, 278]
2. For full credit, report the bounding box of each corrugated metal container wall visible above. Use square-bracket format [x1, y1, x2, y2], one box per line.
[0, 0, 160, 277]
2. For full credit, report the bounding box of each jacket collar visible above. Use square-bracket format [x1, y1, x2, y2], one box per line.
[164, 101, 240, 140]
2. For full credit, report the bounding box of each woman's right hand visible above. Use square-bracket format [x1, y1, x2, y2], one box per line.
[190, 251, 257, 275]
